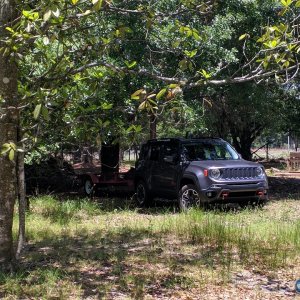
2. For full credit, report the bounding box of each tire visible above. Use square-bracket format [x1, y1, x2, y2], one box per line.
[136, 181, 152, 207]
[178, 184, 202, 211]
[84, 178, 94, 196]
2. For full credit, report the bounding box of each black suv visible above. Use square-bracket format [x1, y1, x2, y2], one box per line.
[135, 138, 268, 210]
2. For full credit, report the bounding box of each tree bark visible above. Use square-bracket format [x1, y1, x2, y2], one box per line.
[0, 0, 18, 272]
[16, 151, 26, 260]
[149, 114, 157, 139]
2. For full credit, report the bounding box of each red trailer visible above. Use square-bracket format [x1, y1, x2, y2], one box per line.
[73, 162, 135, 196]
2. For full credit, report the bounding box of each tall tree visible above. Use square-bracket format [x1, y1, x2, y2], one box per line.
[0, 0, 300, 270]
[0, 0, 18, 271]
[202, 83, 285, 160]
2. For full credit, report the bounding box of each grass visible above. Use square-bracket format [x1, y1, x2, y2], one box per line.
[2, 195, 300, 299]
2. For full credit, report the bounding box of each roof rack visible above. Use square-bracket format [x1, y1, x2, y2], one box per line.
[185, 131, 220, 139]
[146, 136, 222, 143]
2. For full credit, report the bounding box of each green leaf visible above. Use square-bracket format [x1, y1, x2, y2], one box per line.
[33, 104, 42, 119]
[131, 89, 144, 100]
[42, 106, 50, 121]
[52, 7, 60, 18]
[282, 60, 290, 68]
[93, 0, 103, 11]
[10, 142, 16, 151]
[71, 0, 79, 4]
[239, 34, 249, 41]
[82, 10, 91, 16]
[156, 88, 167, 100]
[148, 98, 157, 105]
[32, 12, 39, 21]
[101, 103, 113, 110]
[199, 69, 211, 79]
[172, 40, 180, 48]
[184, 49, 197, 58]
[192, 29, 201, 41]
[169, 84, 179, 89]
[278, 7, 288, 16]
[296, 0, 300, 7]
[43, 10, 52, 22]
[147, 94, 156, 99]
[178, 59, 188, 71]
[179, 26, 192, 37]
[138, 101, 146, 110]
[1, 143, 11, 155]
[22, 10, 39, 20]
[102, 120, 110, 128]
[5, 27, 14, 33]
[22, 10, 30, 18]
[8, 149, 14, 161]
[125, 60, 137, 69]
[43, 36, 49, 45]
[135, 125, 142, 133]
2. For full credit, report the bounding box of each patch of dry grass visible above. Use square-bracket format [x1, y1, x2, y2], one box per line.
[2, 195, 300, 299]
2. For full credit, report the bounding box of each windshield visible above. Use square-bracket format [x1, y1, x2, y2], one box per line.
[182, 141, 239, 161]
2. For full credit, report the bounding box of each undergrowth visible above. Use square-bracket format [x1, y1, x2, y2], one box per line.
[2, 195, 299, 299]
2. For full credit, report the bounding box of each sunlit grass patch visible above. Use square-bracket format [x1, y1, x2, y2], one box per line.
[0, 268, 82, 299]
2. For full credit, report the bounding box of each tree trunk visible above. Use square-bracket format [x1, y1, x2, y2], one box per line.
[231, 135, 253, 161]
[149, 114, 157, 139]
[0, 0, 18, 272]
[16, 151, 26, 260]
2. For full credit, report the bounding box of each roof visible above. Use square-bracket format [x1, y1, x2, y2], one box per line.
[145, 137, 224, 143]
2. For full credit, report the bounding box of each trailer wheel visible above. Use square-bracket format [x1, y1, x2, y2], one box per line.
[136, 181, 152, 207]
[84, 178, 94, 196]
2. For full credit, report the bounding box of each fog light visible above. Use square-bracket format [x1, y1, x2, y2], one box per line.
[207, 192, 213, 197]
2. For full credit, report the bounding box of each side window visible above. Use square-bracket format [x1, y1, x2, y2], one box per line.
[215, 145, 231, 159]
[149, 144, 160, 161]
[182, 145, 197, 161]
[162, 143, 178, 160]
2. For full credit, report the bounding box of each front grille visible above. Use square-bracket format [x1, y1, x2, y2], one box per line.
[221, 167, 258, 180]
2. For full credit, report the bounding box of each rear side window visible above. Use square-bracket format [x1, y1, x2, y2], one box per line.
[139, 144, 149, 160]
[149, 144, 160, 161]
[162, 143, 178, 160]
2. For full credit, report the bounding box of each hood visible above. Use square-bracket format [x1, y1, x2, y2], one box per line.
[188, 159, 262, 169]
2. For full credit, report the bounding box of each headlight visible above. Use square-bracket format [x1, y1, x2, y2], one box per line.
[256, 167, 263, 177]
[210, 168, 221, 179]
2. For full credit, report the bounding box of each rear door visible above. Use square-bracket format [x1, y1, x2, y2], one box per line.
[155, 141, 180, 197]
[147, 142, 162, 194]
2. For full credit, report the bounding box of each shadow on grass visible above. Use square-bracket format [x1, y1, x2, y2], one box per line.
[5, 207, 299, 298]
[7, 229, 205, 299]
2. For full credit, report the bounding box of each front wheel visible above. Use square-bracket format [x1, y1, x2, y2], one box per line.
[136, 181, 152, 207]
[178, 184, 202, 211]
[84, 178, 94, 196]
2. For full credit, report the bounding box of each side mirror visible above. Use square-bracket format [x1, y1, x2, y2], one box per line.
[238, 153, 242, 159]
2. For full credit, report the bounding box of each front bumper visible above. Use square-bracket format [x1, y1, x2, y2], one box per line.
[201, 181, 268, 203]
